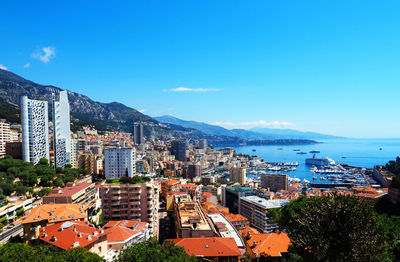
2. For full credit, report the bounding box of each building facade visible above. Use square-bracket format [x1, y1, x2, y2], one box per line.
[261, 174, 288, 192]
[133, 123, 144, 145]
[170, 140, 188, 161]
[52, 91, 71, 168]
[104, 147, 136, 178]
[100, 180, 159, 237]
[21, 96, 50, 165]
[229, 167, 247, 185]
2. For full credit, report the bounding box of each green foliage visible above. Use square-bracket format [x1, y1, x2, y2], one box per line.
[279, 194, 387, 262]
[106, 176, 150, 185]
[378, 214, 400, 260]
[115, 238, 196, 262]
[386, 157, 400, 175]
[0, 243, 104, 262]
[38, 188, 52, 197]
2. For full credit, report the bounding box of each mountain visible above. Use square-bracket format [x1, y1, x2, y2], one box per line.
[0, 69, 318, 146]
[155, 115, 340, 140]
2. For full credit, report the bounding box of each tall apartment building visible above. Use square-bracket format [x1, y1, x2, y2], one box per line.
[104, 147, 136, 178]
[170, 140, 188, 161]
[52, 91, 71, 167]
[239, 196, 289, 233]
[133, 123, 144, 145]
[260, 174, 288, 192]
[100, 180, 159, 236]
[21, 96, 50, 165]
[186, 164, 201, 181]
[0, 119, 12, 157]
[43, 182, 96, 208]
[229, 167, 247, 185]
[197, 139, 207, 149]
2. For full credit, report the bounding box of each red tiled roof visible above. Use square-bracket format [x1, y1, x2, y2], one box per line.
[45, 183, 94, 198]
[163, 179, 180, 185]
[22, 204, 88, 224]
[39, 221, 101, 250]
[247, 232, 290, 257]
[103, 220, 148, 243]
[171, 237, 241, 257]
[202, 192, 213, 199]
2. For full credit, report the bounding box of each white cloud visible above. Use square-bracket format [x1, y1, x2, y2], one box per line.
[138, 109, 146, 113]
[0, 64, 8, 71]
[32, 46, 56, 63]
[212, 120, 293, 130]
[23, 63, 31, 68]
[168, 87, 219, 92]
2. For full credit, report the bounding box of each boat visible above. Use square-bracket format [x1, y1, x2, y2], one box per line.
[252, 149, 256, 152]
[297, 152, 307, 155]
[277, 148, 283, 150]
[306, 155, 335, 166]
[312, 176, 318, 180]
[293, 149, 301, 151]
[379, 148, 382, 151]
[342, 156, 347, 159]
[309, 150, 320, 154]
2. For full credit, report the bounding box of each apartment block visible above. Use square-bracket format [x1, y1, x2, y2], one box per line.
[52, 91, 71, 168]
[104, 147, 136, 178]
[21, 96, 50, 165]
[100, 180, 159, 237]
[0, 119, 12, 157]
[239, 196, 289, 233]
[43, 182, 96, 208]
[229, 167, 247, 185]
[261, 174, 288, 192]
[174, 197, 215, 238]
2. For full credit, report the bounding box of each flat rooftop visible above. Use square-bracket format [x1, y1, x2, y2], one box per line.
[177, 201, 212, 231]
[240, 196, 290, 209]
[208, 213, 244, 248]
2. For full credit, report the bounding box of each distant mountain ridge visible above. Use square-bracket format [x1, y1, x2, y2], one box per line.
[155, 115, 341, 140]
[0, 69, 319, 146]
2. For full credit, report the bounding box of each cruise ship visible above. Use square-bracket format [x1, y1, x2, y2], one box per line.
[305, 156, 336, 166]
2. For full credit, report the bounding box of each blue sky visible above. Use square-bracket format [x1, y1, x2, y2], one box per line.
[1, 1, 400, 138]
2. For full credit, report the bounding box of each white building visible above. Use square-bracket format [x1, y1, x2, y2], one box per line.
[21, 96, 50, 165]
[104, 147, 136, 178]
[52, 91, 71, 167]
[239, 195, 289, 233]
[0, 120, 12, 157]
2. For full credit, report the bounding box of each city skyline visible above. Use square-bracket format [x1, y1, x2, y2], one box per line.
[1, 1, 400, 138]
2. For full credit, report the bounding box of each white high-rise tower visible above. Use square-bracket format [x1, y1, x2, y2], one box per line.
[21, 96, 50, 165]
[52, 90, 71, 168]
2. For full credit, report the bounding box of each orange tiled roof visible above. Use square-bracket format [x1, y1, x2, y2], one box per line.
[22, 204, 88, 224]
[225, 213, 247, 222]
[247, 232, 290, 257]
[103, 220, 148, 243]
[163, 179, 180, 185]
[171, 237, 241, 257]
[39, 221, 101, 250]
[202, 192, 213, 199]
[241, 227, 260, 237]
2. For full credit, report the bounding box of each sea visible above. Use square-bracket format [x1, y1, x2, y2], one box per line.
[230, 138, 400, 182]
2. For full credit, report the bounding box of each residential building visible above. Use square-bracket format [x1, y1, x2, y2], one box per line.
[21, 96, 50, 165]
[203, 185, 222, 202]
[43, 182, 96, 209]
[21, 204, 88, 242]
[133, 123, 144, 145]
[100, 180, 159, 237]
[241, 230, 291, 261]
[0, 119, 12, 157]
[186, 164, 201, 181]
[78, 153, 96, 174]
[222, 186, 256, 214]
[0, 197, 32, 224]
[6, 141, 23, 159]
[52, 91, 71, 168]
[39, 221, 107, 256]
[174, 198, 215, 238]
[229, 167, 247, 185]
[224, 213, 250, 231]
[171, 237, 241, 262]
[208, 213, 245, 249]
[104, 147, 136, 178]
[197, 139, 207, 150]
[239, 196, 289, 233]
[170, 140, 188, 161]
[161, 179, 180, 198]
[261, 174, 288, 192]
[103, 220, 150, 250]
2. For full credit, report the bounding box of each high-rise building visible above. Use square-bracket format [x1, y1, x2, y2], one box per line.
[229, 167, 247, 185]
[104, 147, 136, 178]
[260, 174, 288, 192]
[197, 139, 207, 149]
[52, 91, 71, 167]
[101, 179, 159, 237]
[133, 123, 144, 145]
[186, 164, 201, 181]
[170, 140, 188, 161]
[21, 96, 50, 165]
[0, 119, 12, 157]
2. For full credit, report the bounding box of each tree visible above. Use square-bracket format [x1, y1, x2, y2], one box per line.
[115, 238, 196, 262]
[53, 177, 64, 187]
[38, 187, 52, 197]
[279, 194, 387, 262]
[38, 158, 49, 166]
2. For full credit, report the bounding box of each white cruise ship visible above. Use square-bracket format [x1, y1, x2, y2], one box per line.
[305, 157, 336, 166]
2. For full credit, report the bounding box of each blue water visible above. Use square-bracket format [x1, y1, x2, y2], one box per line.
[231, 138, 400, 182]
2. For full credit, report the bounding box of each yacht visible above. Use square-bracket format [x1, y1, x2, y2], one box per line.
[306, 155, 336, 166]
